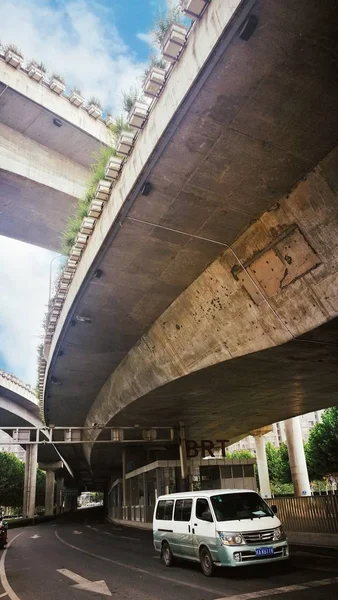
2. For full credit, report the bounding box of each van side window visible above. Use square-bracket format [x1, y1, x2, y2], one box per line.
[156, 500, 174, 520]
[196, 498, 213, 522]
[174, 499, 192, 522]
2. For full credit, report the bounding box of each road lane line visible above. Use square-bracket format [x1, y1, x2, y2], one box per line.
[0, 533, 23, 600]
[0, 592, 8, 598]
[87, 526, 140, 541]
[55, 530, 218, 594]
[214, 576, 338, 600]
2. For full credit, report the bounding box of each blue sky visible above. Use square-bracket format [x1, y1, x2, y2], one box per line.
[0, 0, 172, 386]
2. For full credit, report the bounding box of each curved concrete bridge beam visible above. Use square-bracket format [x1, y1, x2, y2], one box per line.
[84, 146, 338, 459]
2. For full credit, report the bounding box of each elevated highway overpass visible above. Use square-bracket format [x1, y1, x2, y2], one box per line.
[0, 370, 73, 516]
[37, 0, 338, 492]
[0, 56, 111, 251]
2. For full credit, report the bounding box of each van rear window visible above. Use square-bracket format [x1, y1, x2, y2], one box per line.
[156, 500, 174, 520]
[174, 499, 192, 521]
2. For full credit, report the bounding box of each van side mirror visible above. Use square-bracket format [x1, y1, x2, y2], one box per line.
[201, 510, 213, 522]
[271, 504, 278, 514]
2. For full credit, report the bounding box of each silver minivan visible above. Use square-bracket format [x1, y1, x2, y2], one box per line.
[153, 489, 289, 576]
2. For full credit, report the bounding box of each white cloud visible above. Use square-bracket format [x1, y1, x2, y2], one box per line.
[0, 0, 147, 113]
[136, 32, 154, 47]
[0, 237, 60, 386]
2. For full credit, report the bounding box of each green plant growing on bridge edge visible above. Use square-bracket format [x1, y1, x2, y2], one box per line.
[61, 144, 117, 254]
[151, 2, 184, 48]
[108, 115, 131, 137]
[142, 55, 167, 84]
[27, 59, 46, 73]
[5, 43, 23, 58]
[50, 72, 65, 84]
[122, 87, 140, 113]
[88, 96, 103, 109]
[35, 343, 45, 420]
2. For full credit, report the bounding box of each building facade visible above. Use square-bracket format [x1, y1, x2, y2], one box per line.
[228, 411, 324, 455]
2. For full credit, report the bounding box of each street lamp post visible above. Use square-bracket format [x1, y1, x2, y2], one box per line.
[48, 254, 63, 306]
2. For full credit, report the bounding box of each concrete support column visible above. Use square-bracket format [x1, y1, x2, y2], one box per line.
[122, 448, 127, 508]
[64, 495, 72, 513]
[56, 477, 64, 515]
[254, 435, 271, 499]
[39, 460, 63, 516]
[23, 443, 38, 518]
[284, 416, 311, 497]
[44, 470, 55, 516]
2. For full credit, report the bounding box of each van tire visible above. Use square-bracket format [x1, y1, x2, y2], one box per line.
[200, 546, 215, 577]
[162, 541, 174, 567]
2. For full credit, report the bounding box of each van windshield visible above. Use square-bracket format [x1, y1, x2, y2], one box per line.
[210, 492, 273, 522]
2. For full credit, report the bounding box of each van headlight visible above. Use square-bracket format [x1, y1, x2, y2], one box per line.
[218, 532, 244, 546]
[273, 526, 286, 541]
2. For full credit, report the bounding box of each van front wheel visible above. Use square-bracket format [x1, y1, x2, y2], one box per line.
[162, 541, 174, 567]
[200, 547, 215, 577]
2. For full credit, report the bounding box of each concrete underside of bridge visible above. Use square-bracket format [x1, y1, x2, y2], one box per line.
[0, 66, 109, 250]
[44, 0, 338, 486]
[0, 382, 61, 466]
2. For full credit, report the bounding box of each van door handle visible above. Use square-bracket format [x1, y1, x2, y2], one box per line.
[188, 525, 190, 533]
[194, 523, 197, 526]
[192, 528, 195, 534]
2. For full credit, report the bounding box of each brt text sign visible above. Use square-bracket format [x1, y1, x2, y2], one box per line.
[185, 439, 229, 458]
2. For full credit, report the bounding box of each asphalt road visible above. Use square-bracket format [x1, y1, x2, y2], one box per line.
[1, 508, 338, 600]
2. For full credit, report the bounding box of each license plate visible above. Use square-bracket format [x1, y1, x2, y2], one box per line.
[256, 547, 273, 556]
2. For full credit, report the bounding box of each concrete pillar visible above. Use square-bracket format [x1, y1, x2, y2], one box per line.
[64, 495, 72, 513]
[284, 417, 311, 497]
[23, 443, 38, 518]
[254, 435, 271, 499]
[39, 461, 63, 516]
[56, 477, 64, 515]
[45, 470, 56, 516]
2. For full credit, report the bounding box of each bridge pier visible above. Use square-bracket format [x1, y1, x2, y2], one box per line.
[284, 417, 311, 497]
[56, 477, 64, 515]
[39, 461, 63, 516]
[251, 428, 272, 499]
[23, 443, 38, 519]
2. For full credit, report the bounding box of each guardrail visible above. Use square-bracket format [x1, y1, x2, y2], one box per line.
[267, 496, 338, 534]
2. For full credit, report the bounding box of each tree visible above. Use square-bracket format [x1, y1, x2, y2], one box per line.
[265, 442, 282, 483]
[226, 450, 255, 459]
[278, 442, 292, 483]
[0, 451, 25, 508]
[0, 451, 46, 510]
[306, 407, 338, 480]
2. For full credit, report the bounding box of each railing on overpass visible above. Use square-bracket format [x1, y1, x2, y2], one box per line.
[267, 496, 338, 534]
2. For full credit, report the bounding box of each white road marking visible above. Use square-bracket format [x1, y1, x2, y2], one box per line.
[0, 593, 8, 598]
[214, 576, 338, 600]
[72, 530, 83, 535]
[55, 531, 218, 594]
[30, 534, 40, 539]
[88, 526, 139, 541]
[57, 568, 112, 596]
[0, 533, 23, 600]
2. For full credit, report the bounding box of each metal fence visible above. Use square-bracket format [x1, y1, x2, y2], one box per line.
[109, 505, 154, 523]
[267, 495, 338, 534]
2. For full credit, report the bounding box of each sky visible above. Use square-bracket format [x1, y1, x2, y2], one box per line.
[0, 0, 173, 387]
